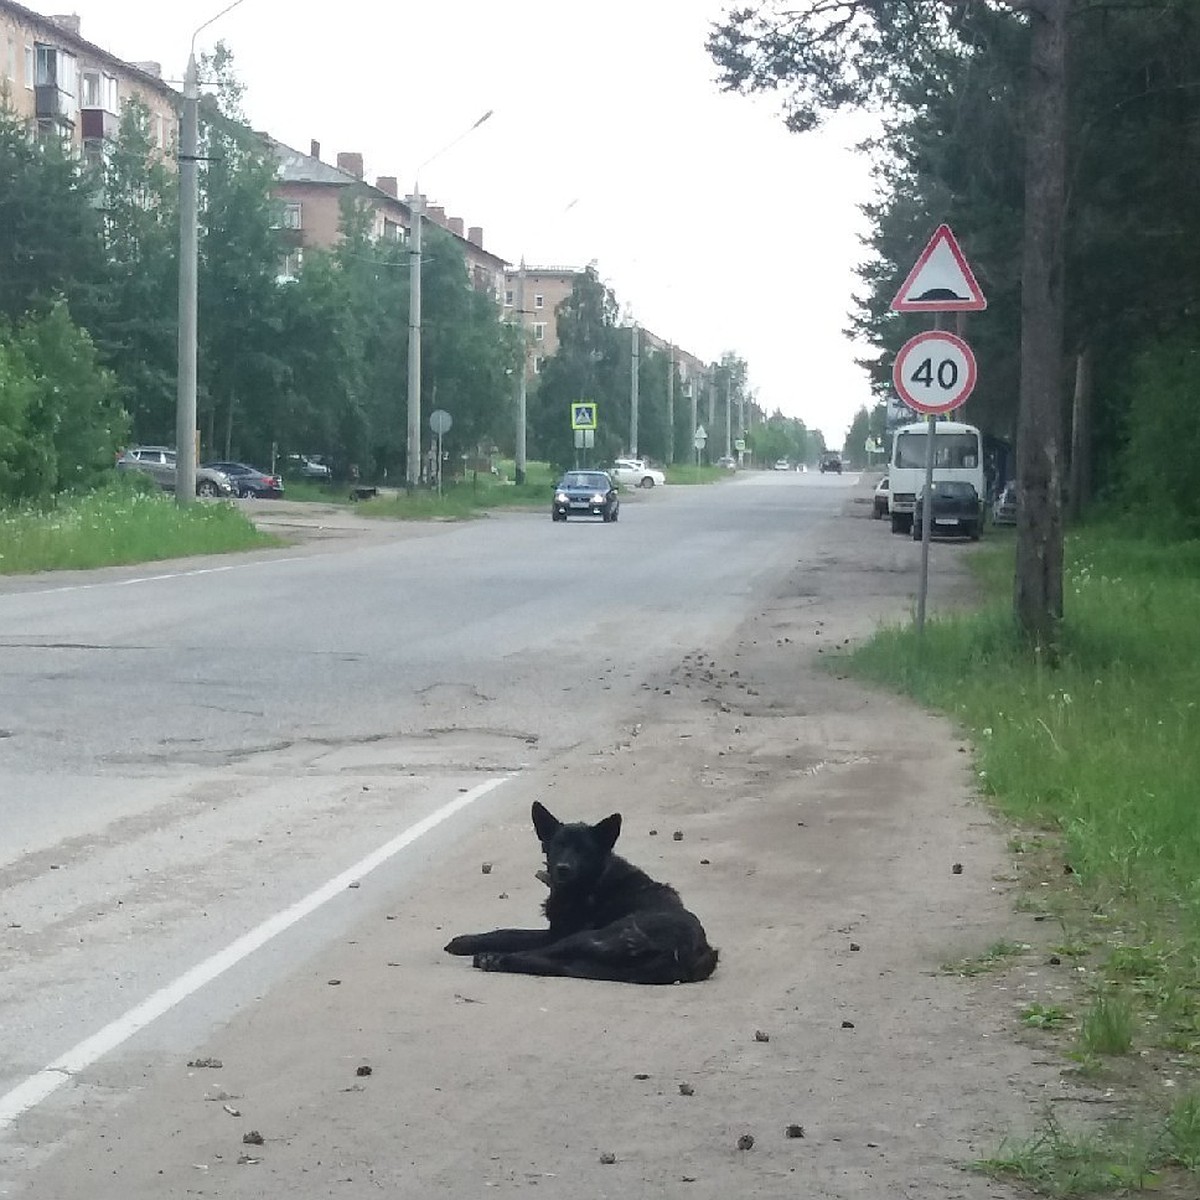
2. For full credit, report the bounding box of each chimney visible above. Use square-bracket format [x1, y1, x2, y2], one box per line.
[375, 176, 398, 198]
[49, 13, 81, 35]
[426, 205, 447, 227]
[448, 216, 464, 237]
[133, 61, 162, 77]
[336, 152, 364, 180]
[467, 226, 484, 248]
[310, 139, 321, 160]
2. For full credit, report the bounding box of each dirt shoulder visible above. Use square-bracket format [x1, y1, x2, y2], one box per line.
[25, 493, 1089, 1199]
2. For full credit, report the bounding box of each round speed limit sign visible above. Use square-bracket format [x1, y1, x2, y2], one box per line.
[892, 330, 977, 416]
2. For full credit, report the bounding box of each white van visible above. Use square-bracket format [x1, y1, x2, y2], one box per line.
[887, 420, 984, 534]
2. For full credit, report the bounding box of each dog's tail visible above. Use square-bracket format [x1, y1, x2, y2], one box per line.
[690, 945, 719, 982]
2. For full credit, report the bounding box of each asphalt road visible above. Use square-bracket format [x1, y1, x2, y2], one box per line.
[1, 472, 1066, 1198]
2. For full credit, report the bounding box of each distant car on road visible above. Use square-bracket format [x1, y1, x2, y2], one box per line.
[912, 480, 982, 541]
[286, 454, 332, 481]
[819, 452, 843, 474]
[773, 459, 792, 471]
[116, 446, 236, 498]
[609, 458, 665, 489]
[203, 461, 284, 499]
[552, 471, 620, 522]
[991, 481, 1017, 526]
[715, 455, 737, 471]
[874, 476, 890, 518]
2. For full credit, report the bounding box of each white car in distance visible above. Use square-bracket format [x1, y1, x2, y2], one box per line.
[609, 458, 666, 489]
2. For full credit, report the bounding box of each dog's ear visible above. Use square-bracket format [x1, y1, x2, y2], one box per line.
[531, 801, 560, 843]
[592, 812, 622, 854]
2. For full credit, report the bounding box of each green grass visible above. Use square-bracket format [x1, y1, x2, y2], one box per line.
[665, 464, 730, 485]
[0, 482, 276, 573]
[842, 524, 1200, 1191]
[1022, 1003, 1073, 1029]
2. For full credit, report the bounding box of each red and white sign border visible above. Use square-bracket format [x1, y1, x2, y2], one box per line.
[890, 224, 987, 313]
[892, 330, 978, 416]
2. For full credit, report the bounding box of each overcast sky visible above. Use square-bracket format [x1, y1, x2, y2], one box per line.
[64, 0, 880, 446]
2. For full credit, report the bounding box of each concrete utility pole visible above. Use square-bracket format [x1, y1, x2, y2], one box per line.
[175, 51, 199, 507]
[514, 258, 528, 484]
[666, 346, 675, 465]
[689, 376, 698, 447]
[176, 0, 252, 508]
[724, 371, 732, 458]
[630, 323, 640, 458]
[405, 186, 424, 489]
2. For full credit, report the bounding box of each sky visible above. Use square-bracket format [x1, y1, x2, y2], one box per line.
[63, 0, 881, 446]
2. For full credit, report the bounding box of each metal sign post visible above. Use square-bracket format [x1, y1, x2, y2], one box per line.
[891, 227, 986, 639]
[429, 409, 452, 497]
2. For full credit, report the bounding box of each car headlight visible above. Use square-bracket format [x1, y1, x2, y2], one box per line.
[555, 492, 568, 503]
[591, 493, 605, 503]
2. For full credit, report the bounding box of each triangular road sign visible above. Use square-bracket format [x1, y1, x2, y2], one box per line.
[890, 225, 987, 313]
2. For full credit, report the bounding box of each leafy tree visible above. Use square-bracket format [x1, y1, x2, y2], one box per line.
[0, 105, 105, 323]
[0, 303, 127, 502]
[84, 97, 179, 442]
[530, 268, 627, 470]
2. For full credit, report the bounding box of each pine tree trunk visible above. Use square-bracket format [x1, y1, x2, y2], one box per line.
[1014, 0, 1069, 656]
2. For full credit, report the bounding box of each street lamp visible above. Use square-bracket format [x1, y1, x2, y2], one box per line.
[176, 0, 250, 507]
[405, 109, 494, 491]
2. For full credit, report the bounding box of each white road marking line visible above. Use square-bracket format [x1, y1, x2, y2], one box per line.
[0, 775, 514, 1128]
[5, 557, 311, 598]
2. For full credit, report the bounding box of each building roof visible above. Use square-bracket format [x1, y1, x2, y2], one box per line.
[266, 136, 508, 269]
[1, 1, 180, 101]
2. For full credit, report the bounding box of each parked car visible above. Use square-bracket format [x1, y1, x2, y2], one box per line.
[286, 454, 332, 481]
[873, 476, 890, 518]
[203, 461, 284, 499]
[551, 471, 620, 522]
[715, 455, 737, 471]
[991, 481, 1017, 526]
[819, 451, 843, 474]
[773, 458, 792, 471]
[115, 447, 236, 498]
[912, 480, 982, 541]
[609, 458, 666, 489]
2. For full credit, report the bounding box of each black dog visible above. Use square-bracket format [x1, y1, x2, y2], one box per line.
[444, 802, 718, 984]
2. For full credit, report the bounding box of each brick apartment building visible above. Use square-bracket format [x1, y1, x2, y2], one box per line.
[268, 137, 508, 297]
[0, 2, 178, 162]
[502, 265, 580, 377]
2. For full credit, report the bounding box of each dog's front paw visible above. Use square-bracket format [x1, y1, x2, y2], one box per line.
[473, 952, 508, 972]
[444, 935, 479, 956]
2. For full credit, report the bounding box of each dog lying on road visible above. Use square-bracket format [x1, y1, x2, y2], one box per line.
[444, 801, 718, 984]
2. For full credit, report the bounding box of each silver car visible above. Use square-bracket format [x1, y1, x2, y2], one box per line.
[116, 447, 236, 498]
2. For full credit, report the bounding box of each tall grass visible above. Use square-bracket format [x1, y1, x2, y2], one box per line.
[0, 483, 276, 573]
[845, 529, 1200, 929]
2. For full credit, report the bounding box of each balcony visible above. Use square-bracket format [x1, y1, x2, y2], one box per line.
[34, 84, 75, 125]
[80, 108, 119, 141]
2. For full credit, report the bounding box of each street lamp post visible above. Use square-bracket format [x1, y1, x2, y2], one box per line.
[404, 109, 494, 491]
[513, 257, 527, 485]
[176, 0, 250, 508]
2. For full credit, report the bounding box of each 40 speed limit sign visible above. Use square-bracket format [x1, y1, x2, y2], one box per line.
[892, 330, 977, 416]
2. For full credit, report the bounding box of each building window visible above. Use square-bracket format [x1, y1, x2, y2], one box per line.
[282, 201, 303, 230]
[534, 294, 544, 309]
[504, 289, 513, 307]
[382, 217, 400, 240]
[82, 71, 119, 112]
[6, 38, 15, 82]
[533, 323, 546, 342]
[533, 356, 544, 375]
[278, 248, 303, 282]
[24, 44, 33, 88]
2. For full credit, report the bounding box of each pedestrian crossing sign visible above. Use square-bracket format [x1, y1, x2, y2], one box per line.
[571, 402, 597, 431]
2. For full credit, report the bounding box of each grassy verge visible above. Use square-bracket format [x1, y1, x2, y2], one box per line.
[665, 464, 732, 485]
[839, 525, 1200, 1195]
[0, 482, 277, 574]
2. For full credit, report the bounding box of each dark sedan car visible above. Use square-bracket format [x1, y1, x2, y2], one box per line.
[551, 471, 620, 522]
[912, 480, 982, 541]
[203, 461, 284, 499]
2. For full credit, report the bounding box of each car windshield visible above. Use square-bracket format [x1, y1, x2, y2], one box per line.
[561, 473, 609, 490]
[929, 481, 976, 497]
[895, 431, 979, 470]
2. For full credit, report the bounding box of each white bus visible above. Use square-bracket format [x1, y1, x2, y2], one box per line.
[887, 419, 984, 534]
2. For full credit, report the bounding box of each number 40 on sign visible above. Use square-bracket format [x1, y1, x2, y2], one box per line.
[891, 329, 977, 417]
